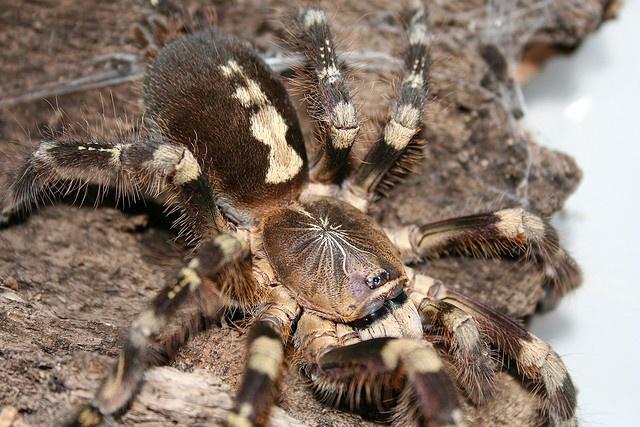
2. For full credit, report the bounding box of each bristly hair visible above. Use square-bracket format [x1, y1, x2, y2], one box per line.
[4, 119, 147, 218]
[376, 135, 427, 198]
[283, 5, 359, 184]
[284, 7, 355, 122]
[146, 264, 263, 368]
[390, 383, 422, 427]
[375, 3, 432, 198]
[289, 344, 402, 416]
[309, 368, 403, 419]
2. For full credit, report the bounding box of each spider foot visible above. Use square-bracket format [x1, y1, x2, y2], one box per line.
[409, 273, 577, 426]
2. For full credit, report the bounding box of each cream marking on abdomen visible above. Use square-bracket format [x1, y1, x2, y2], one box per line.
[219, 59, 303, 184]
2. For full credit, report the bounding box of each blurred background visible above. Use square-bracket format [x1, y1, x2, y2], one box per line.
[526, 2, 639, 426]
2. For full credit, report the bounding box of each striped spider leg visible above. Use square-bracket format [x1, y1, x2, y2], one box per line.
[65, 233, 247, 427]
[0, 133, 224, 244]
[343, 1, 431, 205]
[386, 208, 581, 308]
[227, 286, 299, 427]
[289, 7, 360, 183]
[406, 269, 577, 426]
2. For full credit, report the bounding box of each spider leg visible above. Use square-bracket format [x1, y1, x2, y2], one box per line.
[144, 278, 223, 367]
[64, 233, 247, 427]
[227, 287, 299, 427]
[132, 1, 217, 63]
[407, 270, 577, 427]
[386, 208, 581, 305]
[290, 8, 360, 183]
[295, 312, 466, 427]
[1, 135, 223, 242]
[345, 1, 431, 199]
[411, 272, 498, 404]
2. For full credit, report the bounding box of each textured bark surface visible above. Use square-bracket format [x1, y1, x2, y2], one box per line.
[0, 0, 615, 426]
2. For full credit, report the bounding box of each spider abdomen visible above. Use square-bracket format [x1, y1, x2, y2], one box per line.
[144, 30, 308, 216]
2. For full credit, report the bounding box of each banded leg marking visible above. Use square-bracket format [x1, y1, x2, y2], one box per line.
[291, 8, 359, 183]
[408, 271, 577, 426]
[2, 136, 222, 242]
[388, 208, 581, 303]
[348, 2, 431, 197]
[317, 337, 466, 427]
[419, 293, 497, 404]
[65, 233, 246, 427]
[227, 287, 299, 427]
[227, 322, 284, 427]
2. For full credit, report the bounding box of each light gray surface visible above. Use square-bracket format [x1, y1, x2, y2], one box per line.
[524, 3, 640, 427]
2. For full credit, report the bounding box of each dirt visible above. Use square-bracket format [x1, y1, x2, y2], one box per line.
[0, 0, 616, 426]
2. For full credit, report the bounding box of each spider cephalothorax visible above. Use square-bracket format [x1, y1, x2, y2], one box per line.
[1, 3, 581, 427]
[262, 199, 408, 323]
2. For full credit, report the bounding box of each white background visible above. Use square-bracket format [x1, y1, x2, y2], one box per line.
[525, 2, 640, 426]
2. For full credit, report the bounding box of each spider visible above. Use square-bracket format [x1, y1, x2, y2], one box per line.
[0, 3, 581, 427]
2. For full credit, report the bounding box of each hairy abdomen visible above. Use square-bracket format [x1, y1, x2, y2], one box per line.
[144, 30, 308, 216]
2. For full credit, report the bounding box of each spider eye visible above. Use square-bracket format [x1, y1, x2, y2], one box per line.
[366, 270, 389, 289]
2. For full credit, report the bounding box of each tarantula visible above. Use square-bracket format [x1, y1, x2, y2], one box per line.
[1, 3, 581, 427]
